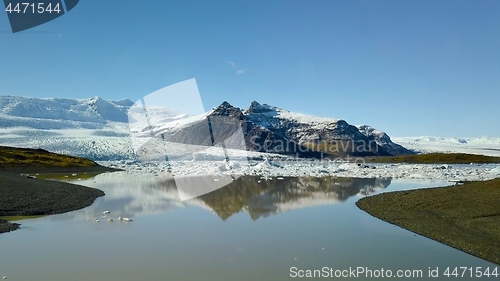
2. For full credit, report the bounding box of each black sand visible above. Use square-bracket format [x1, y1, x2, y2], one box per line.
[0, 170, 106, 233]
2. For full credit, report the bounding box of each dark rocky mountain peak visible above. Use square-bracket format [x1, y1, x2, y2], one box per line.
[211, 101, 244, 119]
[247, 101, 277, 114]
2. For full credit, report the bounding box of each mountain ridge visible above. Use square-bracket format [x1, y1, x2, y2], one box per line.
[0, 95, 414, 160]
[146, 100, 413, 158]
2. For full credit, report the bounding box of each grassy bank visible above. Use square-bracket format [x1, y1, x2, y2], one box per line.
[0, 145, 96, 167]
[363, 153, 500, 164]
[356, 178, 500, 265]
[0, 145, 120, 173]
[0, 146, 116, 234]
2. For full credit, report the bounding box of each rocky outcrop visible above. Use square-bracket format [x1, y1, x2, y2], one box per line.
[357, 125, 414, 156]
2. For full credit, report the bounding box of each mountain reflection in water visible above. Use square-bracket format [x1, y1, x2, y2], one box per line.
[49, 173, 391, 222]
[152, 175, 391, 220]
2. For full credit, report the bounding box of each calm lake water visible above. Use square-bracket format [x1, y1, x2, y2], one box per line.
[0, 172, 497, 280]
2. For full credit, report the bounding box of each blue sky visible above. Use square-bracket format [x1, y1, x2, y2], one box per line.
[1, 0, 499, 137]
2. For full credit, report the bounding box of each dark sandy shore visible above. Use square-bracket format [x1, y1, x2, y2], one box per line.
[0, 146, 122, 234]
[0, 169, 108, 234]
[356, 178, 500, 265]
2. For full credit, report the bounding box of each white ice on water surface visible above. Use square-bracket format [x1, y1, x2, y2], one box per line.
[100, 156, 500, 182]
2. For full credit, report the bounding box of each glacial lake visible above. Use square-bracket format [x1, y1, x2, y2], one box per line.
[0, 172, 497, 280]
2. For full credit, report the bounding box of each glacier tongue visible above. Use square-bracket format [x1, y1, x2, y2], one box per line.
[0, 95, 134, 160]
[0, 131, 135, 161]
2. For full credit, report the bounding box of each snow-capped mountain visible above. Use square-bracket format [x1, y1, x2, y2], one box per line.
[0, 95, 411, 160]
[136, 101, 413, 160]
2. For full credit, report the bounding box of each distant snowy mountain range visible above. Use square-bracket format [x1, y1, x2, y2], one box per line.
[393, 136, 500, 157]
[0, 95, 132, 128]
[0, 95, 498, 160]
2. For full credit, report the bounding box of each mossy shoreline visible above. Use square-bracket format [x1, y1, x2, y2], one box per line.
[356, 178, 500, 265]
